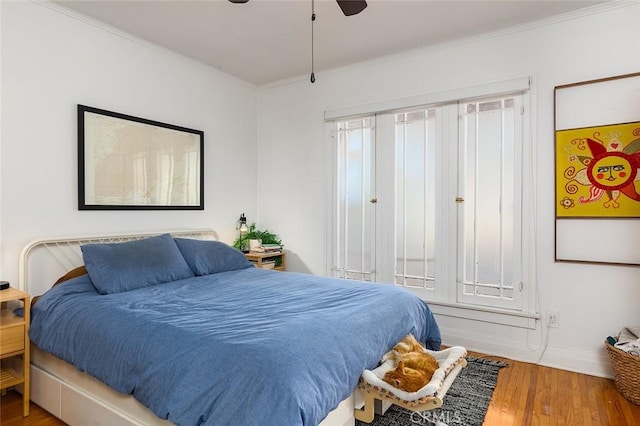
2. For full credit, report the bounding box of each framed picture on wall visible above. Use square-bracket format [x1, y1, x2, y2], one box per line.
[78, 105, 204, 210]
[554, 72, 640, 266]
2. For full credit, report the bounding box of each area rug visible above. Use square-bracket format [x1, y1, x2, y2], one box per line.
[355, 356, 508, 426]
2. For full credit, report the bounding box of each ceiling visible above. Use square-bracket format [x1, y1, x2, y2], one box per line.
[54, 0, 608, 86]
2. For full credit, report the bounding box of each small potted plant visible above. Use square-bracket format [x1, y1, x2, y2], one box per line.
[233, 223, 282, 253]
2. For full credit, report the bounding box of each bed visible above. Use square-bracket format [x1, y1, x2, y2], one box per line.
[21, 229, 441, 426]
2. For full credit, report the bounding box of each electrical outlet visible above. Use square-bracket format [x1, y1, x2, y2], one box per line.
[546, 310, 559, 328]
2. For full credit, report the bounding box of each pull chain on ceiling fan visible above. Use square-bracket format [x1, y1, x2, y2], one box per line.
[311, 0, 316, 83]
[229, 0, 367, 83]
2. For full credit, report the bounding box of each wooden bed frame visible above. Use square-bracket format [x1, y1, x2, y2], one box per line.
[19, 229, 356, 426]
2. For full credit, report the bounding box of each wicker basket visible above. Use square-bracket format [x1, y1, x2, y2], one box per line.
[605, 340, 640, 405]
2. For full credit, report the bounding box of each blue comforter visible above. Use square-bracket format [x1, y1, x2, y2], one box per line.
[30, 268, 440, 426]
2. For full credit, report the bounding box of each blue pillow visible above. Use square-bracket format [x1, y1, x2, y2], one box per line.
[174, 238, 253, 276]
[81, 234, 194, 294]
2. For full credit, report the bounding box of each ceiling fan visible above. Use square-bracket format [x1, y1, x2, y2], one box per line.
[229, 0, 368, 82]
[228, 0, 368, 17]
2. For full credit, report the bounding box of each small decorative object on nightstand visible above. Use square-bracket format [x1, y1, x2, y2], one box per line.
[0, 286, 30, 417]
[236, 213, 249, 251]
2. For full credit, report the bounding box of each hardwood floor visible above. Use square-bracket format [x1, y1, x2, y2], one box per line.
[0, 390, 64, 426]
[1, 356, 639, 425]
[480, 353, 640, 425]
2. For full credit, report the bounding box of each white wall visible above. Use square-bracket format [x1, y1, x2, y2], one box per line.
[0, 1, 258, 286]
[1, 0, 637, 379]
[257, 2, 640, 377]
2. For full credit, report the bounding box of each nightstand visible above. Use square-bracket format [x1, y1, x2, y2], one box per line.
[245, 251, 286, 271]
[0, 287, 30, 416]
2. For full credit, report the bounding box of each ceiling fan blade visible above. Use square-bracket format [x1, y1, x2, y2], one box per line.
[336, 0, 367, 16]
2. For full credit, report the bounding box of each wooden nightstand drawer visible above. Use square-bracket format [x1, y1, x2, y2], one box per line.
[0, 324, 25, 356]
[0, 287, 30, 416]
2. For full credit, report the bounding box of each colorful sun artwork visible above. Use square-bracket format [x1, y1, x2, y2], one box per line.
[556, 121, 640, 218]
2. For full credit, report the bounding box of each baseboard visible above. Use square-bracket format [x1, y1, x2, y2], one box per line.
[440, 328, 613, 379]
[536, 345, 613, 378]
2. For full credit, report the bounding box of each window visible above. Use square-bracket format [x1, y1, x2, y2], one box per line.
[334, 117, 375, 282]
[330, 90, 532, 313]
[457, 96, 524, 309]
[394, 109, 438, 292]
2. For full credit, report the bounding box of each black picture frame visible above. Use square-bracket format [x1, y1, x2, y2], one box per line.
[78, 105, 204, 210]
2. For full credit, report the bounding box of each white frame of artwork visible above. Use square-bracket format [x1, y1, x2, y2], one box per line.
[554, 72, 640, 266]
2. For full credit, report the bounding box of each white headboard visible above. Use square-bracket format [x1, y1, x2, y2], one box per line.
[19, 229, 219, 296]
